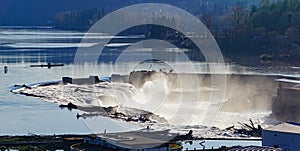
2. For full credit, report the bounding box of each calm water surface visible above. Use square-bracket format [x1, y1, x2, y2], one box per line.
[0, 28, 140, 135]
[1, 27, 300, 149]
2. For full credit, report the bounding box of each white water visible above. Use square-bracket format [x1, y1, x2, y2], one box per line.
[2, 27, 295, 137]
[12, 62, 283, 138]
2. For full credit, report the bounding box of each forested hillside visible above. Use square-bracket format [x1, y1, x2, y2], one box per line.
[215, 0, 300, 65]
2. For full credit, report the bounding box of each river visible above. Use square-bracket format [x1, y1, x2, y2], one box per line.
[0, 27, 141, 135]
[1, 27, 300, 148]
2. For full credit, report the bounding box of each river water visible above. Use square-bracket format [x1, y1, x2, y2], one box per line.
[0, 27, 142, 135]
[2, 27, 300, 148]
[1, 27, 211, 135]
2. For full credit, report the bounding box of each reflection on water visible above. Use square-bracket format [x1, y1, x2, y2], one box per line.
[0, 63, 140, 135]
[0, 67, 90, 135]
[181, 140, 261, 150]
[0, 28, 145, 64]
[1, 27, 300, 137]
[0, 28, 146, 135]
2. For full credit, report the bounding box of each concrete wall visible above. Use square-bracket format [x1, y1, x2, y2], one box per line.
[271, 88, 300, 122]
[111, 74, 129, 83]
[62, 76, 101, 85]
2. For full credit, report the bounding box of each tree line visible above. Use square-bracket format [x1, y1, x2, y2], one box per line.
[55, 8, 105, 30]
[213, 0, 300, 65]
[54, 0, 300, 65]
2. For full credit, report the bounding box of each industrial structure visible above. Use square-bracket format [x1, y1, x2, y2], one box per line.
[263, 122, 300, 150]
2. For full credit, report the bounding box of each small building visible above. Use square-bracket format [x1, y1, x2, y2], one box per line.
[262, 122, 300, 150]
[84, 130, 182, 151]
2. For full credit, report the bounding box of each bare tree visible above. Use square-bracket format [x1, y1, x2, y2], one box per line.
[201, 13, 215, 30]
[229, 6, 249, 28]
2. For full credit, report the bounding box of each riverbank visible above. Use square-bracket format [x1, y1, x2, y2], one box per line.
[0, 134, 108, 151]
[0, 133, 262, 151]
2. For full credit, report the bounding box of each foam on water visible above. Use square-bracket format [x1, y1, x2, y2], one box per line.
[8, 61, 297, 137]
[12, 69, 277, 131]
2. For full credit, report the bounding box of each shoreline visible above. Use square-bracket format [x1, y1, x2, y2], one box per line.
[0, 135, 262, 140]
[0, 133, 262, 151]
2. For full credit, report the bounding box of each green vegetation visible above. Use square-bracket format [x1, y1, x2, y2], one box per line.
[147, 0, 300, 65]
[0, 145, 38, 151]
[0, 135, 82, 151]
[215, 0, 300, 65]
[0, 137, 25, 143]
[53, 0, 300, 65]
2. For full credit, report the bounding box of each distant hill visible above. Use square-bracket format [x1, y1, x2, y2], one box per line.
[0, 0, 259, 26]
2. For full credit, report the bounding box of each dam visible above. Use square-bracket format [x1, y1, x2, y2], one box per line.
[112, 70, 300, 123]
[15, 70, 300, 128]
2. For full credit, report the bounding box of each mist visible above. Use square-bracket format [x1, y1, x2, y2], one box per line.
[124, 70, 280, 127]
[13, 68, 291, 128]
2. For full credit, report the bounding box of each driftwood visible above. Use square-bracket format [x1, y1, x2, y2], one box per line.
[59, 102, 78, 110]
[30, 63, 64, 68]
[13, 84, 32, 89]
[172, 130, 195, 141]
[226, 119, 262, 137]
[73, 105, 167, 123]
